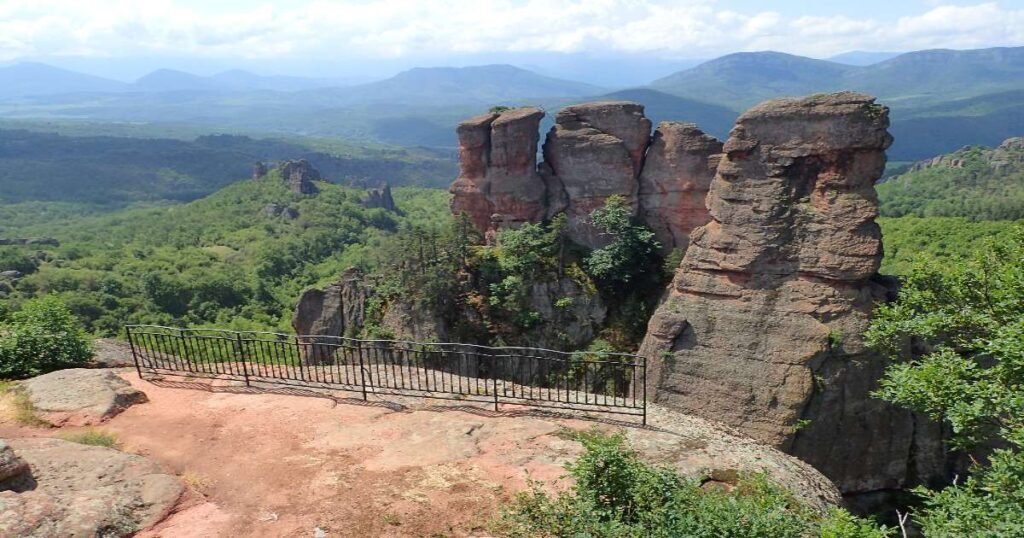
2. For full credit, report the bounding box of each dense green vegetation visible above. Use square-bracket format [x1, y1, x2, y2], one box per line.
[877, 141, 1024, 220]
[0, 296, 93, 379]
[867, 226, 1024, 536]
[0, 172, 450, 335]
[501, 431, 889, 538]
[0, 128, 456, 204]
[877, 217, 1022, 275]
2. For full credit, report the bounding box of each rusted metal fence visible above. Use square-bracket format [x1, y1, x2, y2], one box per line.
[125, 325, 647, 423]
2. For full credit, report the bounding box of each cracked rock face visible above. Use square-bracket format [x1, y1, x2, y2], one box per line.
[293, 268, 370, 364]
[541, 101, 652, 248]
[638, 92, 950, 496]
[638, 122, 723, 254]
[449, 107, 547, 240]
[449, 103, 721, 252]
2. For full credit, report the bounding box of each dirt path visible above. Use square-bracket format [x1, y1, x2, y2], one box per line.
[2, 372, 590, 538]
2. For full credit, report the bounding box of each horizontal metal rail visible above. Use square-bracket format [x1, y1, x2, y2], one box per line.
[125, 325, 647, 424]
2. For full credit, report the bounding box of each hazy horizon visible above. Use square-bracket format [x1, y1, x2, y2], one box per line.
[2, 0, 1022, 83]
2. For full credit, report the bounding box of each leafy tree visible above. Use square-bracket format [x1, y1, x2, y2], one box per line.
[0, 296, 93, 378]
[585, 195, 661, 290]
[866, 226, 1024, 535]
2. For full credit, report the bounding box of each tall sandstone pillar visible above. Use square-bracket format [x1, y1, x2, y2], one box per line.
[639, 92, 949, 498]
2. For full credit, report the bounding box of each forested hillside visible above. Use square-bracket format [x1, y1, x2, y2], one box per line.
[878, 138, 1024, 220]
[0, 129, 456, 204]
[0, 172, 451, 334]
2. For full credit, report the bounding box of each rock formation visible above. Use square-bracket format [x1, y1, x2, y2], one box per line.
[450, 103, 721, 251]
[638, 92, 948, 498]
[0, 441, 29, 487]
[293, 268, 369, 363]
[0, 438, 182, 537]
[450, 107, 547, 241]
[278, 159, 321, 195]
[362, 183, 399, 212]
[252, 161, 268, 180]
[541, 102, 652, 247]
[638, 123, 722, 254]
[22, 369, 149, 427]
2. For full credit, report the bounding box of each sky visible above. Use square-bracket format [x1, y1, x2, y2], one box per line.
[1, 0, 1022, 80]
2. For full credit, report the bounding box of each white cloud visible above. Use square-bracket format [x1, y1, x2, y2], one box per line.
[0, 0, 1021, 62]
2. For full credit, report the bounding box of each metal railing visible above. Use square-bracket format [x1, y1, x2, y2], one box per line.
[125, 325, 647, 424]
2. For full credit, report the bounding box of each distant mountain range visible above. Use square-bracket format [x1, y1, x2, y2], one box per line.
[1, 46, 1023, 160]
[650, 47, 1024, 109]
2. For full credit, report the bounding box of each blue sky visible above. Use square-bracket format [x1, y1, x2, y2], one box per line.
[1, 1, 1022, 79]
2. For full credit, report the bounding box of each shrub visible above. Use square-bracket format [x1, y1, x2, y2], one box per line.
[0, 296, 93, 379]
[500, 431, 890, 538]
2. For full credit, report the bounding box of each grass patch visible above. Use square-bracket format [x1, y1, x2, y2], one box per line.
[0, 380, 47, 427]
[58, 429, 120, 448]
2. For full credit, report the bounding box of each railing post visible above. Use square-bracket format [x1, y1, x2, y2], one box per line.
[357, 340, 368, 401]
[236, 332, 251, 387]
[489, 351, 499, 413]
[641, 357, 647, 427]
[126, 326, 143, 379]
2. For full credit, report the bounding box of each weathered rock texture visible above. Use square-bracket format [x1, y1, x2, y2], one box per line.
[638, 123, 723, 254]
[362, 183, 398, 212]
[278, 159, 321, 195]
[450, 108, 547, 240]
[22, 369, 148, 427]
[449, 103, 722, 251]
[638, 92, 949, 496]
[293, 268, 369, 363]
[0, 440, 29, 487]
[541, 102, 652, 247]
[0, 438, 182, 538]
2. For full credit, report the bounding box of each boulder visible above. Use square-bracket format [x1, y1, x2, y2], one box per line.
[0, 440, 30, 488]
[0, 438, 182, 538]
[22, 369, 148, 427]
[450, 107, 547, 241]
[637, 122, 722, 254]
[278, 159, 321, 195]
[88, 339, 136, 369]
[541, 101, 652, 248]
[639, 92, 949, 497]
[293, 268, 370, 363]
[0, 270, 22, 279]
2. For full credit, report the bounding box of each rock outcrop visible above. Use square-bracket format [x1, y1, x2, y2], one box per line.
[362, 183, 399, 212]
[0, 438, 182, 538]
[278, 159, 321, 195]
[0, 441, 29, 488]
[252, 161, 268, 180]
[541, 102, 652, 247]
[638, 92, 948, 497]
[22, 369, 148, 427]
[449, 103, 721, 251]
[293, 268, 369, 363]
[450, 107, 547, 241]
[638, 123, 723, 254]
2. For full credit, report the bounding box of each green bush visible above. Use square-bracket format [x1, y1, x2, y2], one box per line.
[500, 431, 890, 538]
[0, 296, 93, 379]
